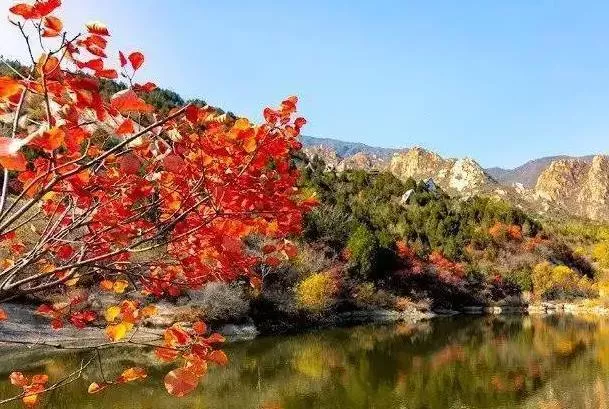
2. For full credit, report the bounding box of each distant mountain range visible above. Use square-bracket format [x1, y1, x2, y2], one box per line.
[300, 135, 609, 221]
[300, 136, 399, 160]
[301, 135, 596, 188]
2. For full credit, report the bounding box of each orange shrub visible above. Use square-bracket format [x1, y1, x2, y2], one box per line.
[489, 222, 523, 241]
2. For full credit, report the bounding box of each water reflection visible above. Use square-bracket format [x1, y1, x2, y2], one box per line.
[2, 315, 609, 408]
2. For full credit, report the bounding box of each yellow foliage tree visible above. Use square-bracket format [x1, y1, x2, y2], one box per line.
[593, 242, 609, 268]
[532, 262, 594, 299]
[295, 273, 337, 312]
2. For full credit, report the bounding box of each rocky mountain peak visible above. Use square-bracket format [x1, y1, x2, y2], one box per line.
[449, 158, 491, 192]
[389, 149, 494, 194]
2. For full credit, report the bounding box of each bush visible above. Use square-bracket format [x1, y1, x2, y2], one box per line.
[538, 240, 595, 278]
[295, 272, 338, 312]
[351, 282, 395, 309]
[191, 282, 249, 322]
[531, 262, 595, 300]
[504, 267, 533, 292]
[593, 242, 609, 268]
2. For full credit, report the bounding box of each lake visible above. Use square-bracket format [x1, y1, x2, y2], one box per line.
[1, 315, 609, 408]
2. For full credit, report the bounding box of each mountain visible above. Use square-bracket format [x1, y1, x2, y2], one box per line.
[300, 135, 399, 159]
[487, 155, 596, 188]
[301, 137, 501, 195]
[300, 135, 609, 222]
[300, 136, 599, 189]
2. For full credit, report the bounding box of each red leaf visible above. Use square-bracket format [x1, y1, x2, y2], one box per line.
[155, 347, 179, 362]
[116, 119, 135, 135]
[31, 374, 48, 385]
[0, 308, 7, 321]
[85, 44, 107, 58]
[0, 152, 27, 171]
[95, 69, 118, 79]
[164, 368, 199, 397]
[55, 243, 74, 260]
[110, 89, 153, 114]
[185, 105, 199, 123]
[42, 16, 63, 37]
[192, 321, 207, 335]
[9, 372, 28, 387]
[283, 243, 298, 258]
[36, 55, 60, 77]
[265, 255, 281, 267]
[163, 154, 184, 173]
[118, 154, 141, 175]
[262, 244, 276, 254]
[86, 21, 110, 36]
[64, 128, 87, 152]
[51, 319, 64, 330]
[9, 4, 35, 19]
[116, 367, 147, 383]
[128, 52, 145, 71]
[10, 0, 60, 19]
[31, 127, 64, 151]
[0, 76, 23, 98]
[34, 0, 61, 18]
[36, 304, 54, 315]
[76, 58, 104, 71]
[164, 325, 191, 346]
[294, 117, 307, 129]
[119, 51, 127, 67]
[207, 350, 228, 366]
[203, 333, 225, 345]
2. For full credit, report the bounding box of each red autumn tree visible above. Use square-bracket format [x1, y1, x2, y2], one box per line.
[0, 0, 313, 405]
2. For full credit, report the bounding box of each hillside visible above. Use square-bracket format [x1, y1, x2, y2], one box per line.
[487, 155, 596, 187]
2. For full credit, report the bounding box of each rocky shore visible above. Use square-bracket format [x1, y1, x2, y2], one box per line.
[1, 299, 609, 348]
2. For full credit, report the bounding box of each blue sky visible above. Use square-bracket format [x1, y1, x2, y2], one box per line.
[2, 0, 609, 168]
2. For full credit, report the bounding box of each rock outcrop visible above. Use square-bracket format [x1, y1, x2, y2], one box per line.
[336, 152, 388, 172]
[389, 147, 495, 194]
[535, 155, 609, 220]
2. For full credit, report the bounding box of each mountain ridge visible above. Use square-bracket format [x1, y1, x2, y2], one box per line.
[300, 135, 609, 221]
[301, 135, 598, 188]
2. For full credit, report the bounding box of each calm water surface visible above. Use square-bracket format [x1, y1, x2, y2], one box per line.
[2, 315, 609, 408]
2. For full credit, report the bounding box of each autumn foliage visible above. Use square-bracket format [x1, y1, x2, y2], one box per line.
[488, 222, 523, 241]
[395, 241, 464, 285]
[0, 0, 313, 404]
[295, 272, 338, 312]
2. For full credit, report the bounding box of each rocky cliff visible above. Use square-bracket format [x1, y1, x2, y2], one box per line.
[535, 155, 609, 220]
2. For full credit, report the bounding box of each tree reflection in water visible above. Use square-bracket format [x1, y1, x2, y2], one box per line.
[1, 315, 609, 408]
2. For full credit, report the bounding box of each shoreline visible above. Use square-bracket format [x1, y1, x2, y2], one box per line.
[1, 300, 609, 349]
